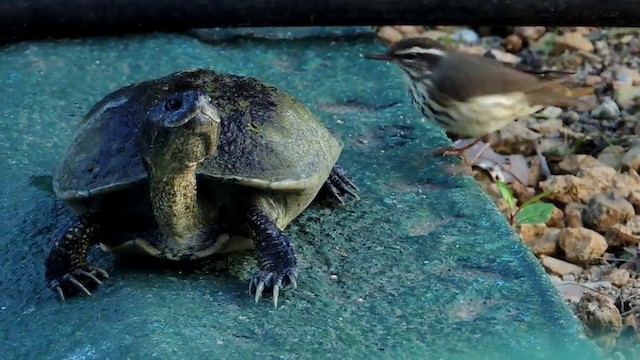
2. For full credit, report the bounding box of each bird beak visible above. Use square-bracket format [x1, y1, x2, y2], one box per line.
[362, 53, 395, 61]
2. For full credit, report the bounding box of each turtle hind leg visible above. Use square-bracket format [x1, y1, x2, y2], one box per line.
[245, 206, 297, 308]
[45, 213, 110, 301]
[316, 165, 360, 205]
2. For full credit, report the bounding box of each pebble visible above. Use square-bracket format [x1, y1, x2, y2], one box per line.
[577, 292, 623, 345]
[584, 75, 603, 86]
[605, 223, 640, 247]
[590, 97, 620, 120]
[452, 29, 479, 44]
[514, 26, 547, 41]
[597, 145, 624, 170]
[615, 85, 640, 109]
[537, 106, 564, 119]
[607, 269, 631, 287]
[377, 26, 403, 43]
[621, 146, 640, 171]
[522, 227, 559, 256]
[503, 34, 523, 52]
[558, 227, 608, 264]
[540, 255, 584, 276]
[565, 202, 586, 228]
[583, 193, 635, 233]
[552, 31, 595, 54]
[615, 66, 640, 84]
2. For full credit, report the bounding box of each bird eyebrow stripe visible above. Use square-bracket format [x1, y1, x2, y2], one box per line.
[396, 46, 446, 57]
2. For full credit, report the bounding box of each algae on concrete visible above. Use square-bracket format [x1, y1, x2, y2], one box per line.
[0, 31, 602, 360]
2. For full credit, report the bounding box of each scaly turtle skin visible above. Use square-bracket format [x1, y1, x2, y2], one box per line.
[46, 69, 358, 307]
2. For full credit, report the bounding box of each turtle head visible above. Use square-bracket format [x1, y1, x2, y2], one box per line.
[139, 90, 221, 172]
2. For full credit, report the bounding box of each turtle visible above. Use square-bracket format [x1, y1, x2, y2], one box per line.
[45, 68, 359, 307]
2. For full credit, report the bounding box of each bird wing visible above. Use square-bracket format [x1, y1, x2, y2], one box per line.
[430, 53, 575, 104]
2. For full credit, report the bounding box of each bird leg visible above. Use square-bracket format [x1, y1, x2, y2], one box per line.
[431, 138, 484, 165]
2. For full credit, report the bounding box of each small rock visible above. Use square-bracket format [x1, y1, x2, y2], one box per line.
[535, 107, 563, 120]
[614, 85, 640, 109]
[552, 31, 595, 54]
[577, 293, 623, 350]
[597, 145, 624, 170]
[622, 146, 640, 171]
[571, 27, 595, 36]
[565, 202, 586, 228]
[546, 206, 565, 228]
[584, 75, 603, 86]
[524, 227, 560, 256]
[606, 224, 640, 247]
[537, 137, 571, 156]
[503, 34, 523, 52]
[577, 165, 618, 180]
[452, 29, 479, 44]
[540, 166, 635, 205]
[421, 30, 449, 41]
[607, 269, 631, 287]
[458, 45, 486, 55]
[583, 193, 635, 233]
[626, 215, 640, 234]
[377, 26, 403, 43]
[518, 224, 547, 244]
[540, 175, 590, 204]
[488, 120, 541, 154]
[514, 26, 547, 41]
[590, 97, 621, 120]
[556, 154, 605, 175]
[558, 227, 608, 264]
[486, 48, 520, 64]
[615, 66, 640, 85]
[396, 25, 424, 36]
[628, 189, 640, 213]
[540, 255, 584, 275]
[561, 273, 576, 282]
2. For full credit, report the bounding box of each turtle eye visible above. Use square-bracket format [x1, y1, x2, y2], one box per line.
[164, 97, 183, 112]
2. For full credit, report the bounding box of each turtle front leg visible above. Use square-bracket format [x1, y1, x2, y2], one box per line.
[245, 206, 297, 308]
[45, 214, 110, 301]
[316, 165, 360, 205]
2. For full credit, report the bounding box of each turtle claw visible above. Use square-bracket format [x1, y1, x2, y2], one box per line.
[254, 280, 265, 304]
[77, 269, 102, 285]
[51, 281, 65, 301]
[46, 265, 109, 300]
[249, 269, 296, 308]
[90, 266, 110, 279]
[321, 165, 360, 205]
[65, 274, 92, 296]
[287, 273, 297, 290]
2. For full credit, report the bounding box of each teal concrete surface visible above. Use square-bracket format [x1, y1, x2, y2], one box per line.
[0, 30, 603, 359]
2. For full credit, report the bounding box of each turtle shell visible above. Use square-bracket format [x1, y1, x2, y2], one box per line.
[53, 69, 342, 206]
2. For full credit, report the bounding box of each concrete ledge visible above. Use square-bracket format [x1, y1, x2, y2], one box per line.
[0, 31, 603, 359]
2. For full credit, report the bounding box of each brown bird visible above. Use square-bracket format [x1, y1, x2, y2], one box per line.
[363, 37, 582, 162]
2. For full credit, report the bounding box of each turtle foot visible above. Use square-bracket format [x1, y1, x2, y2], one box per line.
[320, 165, 360, 205]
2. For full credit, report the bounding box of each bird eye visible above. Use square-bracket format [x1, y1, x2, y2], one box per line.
[401, 54, 417, 60]
[164, 97, 183, 112]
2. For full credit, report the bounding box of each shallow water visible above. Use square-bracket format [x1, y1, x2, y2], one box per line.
[0, 30, 602, 359]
